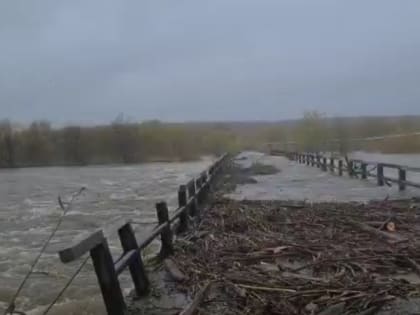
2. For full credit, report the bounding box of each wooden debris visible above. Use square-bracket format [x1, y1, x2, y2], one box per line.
[347, 220, 407, 243]
[172, 197, 420, 315]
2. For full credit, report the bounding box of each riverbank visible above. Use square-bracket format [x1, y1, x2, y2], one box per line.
[135, 153, 420, 315]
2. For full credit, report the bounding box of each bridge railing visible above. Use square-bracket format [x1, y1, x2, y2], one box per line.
[58, 153, 228, 315]
[292, 152, 420, 191]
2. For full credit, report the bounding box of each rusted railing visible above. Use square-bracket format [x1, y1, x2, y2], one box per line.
[58, 154, 228, 315]
[291, 152, 420, 191]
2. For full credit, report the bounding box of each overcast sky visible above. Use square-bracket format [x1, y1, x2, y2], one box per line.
[1, 0, 420, 124]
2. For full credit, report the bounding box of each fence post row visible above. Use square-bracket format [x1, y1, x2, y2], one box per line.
[291, 151, 419, 192]
[57, 155, 227, 315]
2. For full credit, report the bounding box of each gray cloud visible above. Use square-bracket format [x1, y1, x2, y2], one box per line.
[1, 0, 420, 124]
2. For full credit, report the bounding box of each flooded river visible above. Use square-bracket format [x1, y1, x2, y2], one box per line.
[0, 159, 213, 315]
[1, 152, 419, 314]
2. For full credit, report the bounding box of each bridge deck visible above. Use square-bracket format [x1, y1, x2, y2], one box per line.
[227, 151, 419, 202]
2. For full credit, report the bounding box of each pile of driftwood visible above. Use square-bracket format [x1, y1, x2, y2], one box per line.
[172, 198, 420, 315]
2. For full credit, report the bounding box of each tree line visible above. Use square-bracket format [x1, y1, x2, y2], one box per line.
[1, 114, 419, 168]
[0, 119, 239, 168]
[264, 112, 420, 154]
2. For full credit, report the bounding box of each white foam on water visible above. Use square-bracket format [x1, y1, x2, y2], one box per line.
[23, 198, 35, 206]
[66, 210, 93, 216]
[100, 179, 117, 186]
[28, 206, 58, 219]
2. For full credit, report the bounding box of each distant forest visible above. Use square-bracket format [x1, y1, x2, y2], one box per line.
[0, 113, 419, 168]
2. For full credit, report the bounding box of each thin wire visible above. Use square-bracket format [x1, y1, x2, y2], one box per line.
[44, 199, 129, 314]
[42, 255, 90, 315]
[4, 188, 85, 315]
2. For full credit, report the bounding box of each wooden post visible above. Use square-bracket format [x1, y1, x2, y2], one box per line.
[196, 177, 202, 190]
[348, 160, 354, 177]
[189, 180, 198, 216]
[399, 168, 406, 191]
[338, 160, 343, 176]
[196, 177, 203, 204]
[330, 157, 334, 172]
[361, 163, 367, 179]
[199, 171, 208, 202]
[118, 223, 149, 297]
[377, 163, 384, 186]
[177, 185, 188, 234]
[322, 157, 327, 171]
[90, 240, 127, 315]
[156, 202, 174, 258]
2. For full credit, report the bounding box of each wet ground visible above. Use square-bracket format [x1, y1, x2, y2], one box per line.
[228, 151, 420, 202]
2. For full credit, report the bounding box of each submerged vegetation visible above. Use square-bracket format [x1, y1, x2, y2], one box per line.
[0, 113, 419, 168]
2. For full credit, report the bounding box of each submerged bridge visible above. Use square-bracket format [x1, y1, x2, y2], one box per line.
[19, 150, 420, 315]
[291, 152, 420, 191]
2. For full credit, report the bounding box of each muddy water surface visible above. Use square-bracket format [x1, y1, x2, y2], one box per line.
[0, 159, 213, 314]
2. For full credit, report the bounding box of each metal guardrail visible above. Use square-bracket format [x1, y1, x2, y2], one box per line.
[57, 154, 229, 315]
[291, 152, 420, 191]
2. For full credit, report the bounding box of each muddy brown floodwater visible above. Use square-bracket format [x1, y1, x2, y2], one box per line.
[0, 158, 214, 315]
